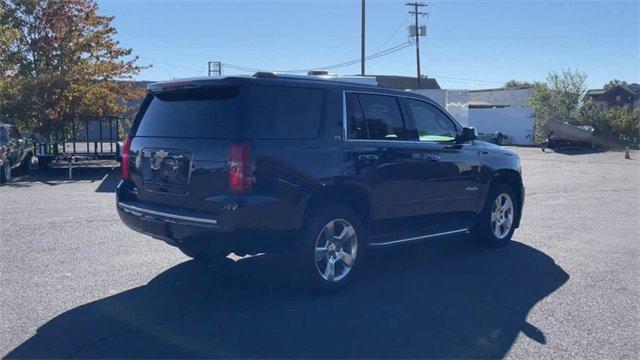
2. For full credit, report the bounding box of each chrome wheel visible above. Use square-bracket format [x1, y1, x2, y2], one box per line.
[491, 193, 514, 239]
[314, 219, 358, 282]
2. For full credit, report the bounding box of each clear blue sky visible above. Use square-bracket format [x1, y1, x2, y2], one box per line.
[98, 0, 639, 90]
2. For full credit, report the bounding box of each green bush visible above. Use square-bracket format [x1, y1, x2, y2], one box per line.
[530, 70, 639, 145]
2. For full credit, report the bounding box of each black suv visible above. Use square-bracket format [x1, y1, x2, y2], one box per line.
[117, 73, 524, 291]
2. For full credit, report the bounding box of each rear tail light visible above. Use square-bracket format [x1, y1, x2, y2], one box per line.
[121, 136, 132, 180]
[228, 142, 253, 194]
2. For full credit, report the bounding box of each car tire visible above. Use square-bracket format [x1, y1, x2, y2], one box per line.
[472, 182, 518, 247]
[294, 203, 365, 293]
[1, 160, 11, 183]
[178, 247, 232, 265]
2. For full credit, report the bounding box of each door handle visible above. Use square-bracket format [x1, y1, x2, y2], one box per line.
[358, 154, 379, 161]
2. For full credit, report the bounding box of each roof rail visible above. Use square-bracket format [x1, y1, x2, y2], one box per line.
[307, 70, 330, 76]
[252, 72, 379, 86]
[252, 72, 278, 78]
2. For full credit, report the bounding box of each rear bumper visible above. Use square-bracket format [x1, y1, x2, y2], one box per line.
[116, 180, 303, 253]
[118, 201, 221, 228]
[117, 200, 223, 242]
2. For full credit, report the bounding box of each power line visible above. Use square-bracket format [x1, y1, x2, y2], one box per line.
[142, 50, 503, 87]
[225, 42, 410, 73]
[376, 14, 411, 51]
[223, 42, 412, 74]
[425, 34, 639, 40]
[138, 56, 203, 74]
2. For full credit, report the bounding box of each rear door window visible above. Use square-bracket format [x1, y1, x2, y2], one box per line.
[243, 86, 323, 139]
[346, 93, 368, 139]
[346, 93, 413, 140]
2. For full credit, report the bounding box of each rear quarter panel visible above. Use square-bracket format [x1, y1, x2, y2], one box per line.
[250, 88, 363, 228]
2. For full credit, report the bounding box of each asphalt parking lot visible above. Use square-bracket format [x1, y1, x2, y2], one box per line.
[1, 147, 639, 359]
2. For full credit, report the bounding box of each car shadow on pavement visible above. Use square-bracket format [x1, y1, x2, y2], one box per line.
[4, 166, 119, 192]
[6, 237, 568, 359]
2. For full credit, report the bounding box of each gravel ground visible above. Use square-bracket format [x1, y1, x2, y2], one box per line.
[0, 147, 638, 359]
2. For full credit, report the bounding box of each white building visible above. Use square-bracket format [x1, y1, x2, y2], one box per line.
[411, 87, 536, 146]
[467, 88, 535, 146]
[411, 89, 469, 126]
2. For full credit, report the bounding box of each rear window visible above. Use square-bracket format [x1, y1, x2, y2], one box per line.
[135, 87, 239, 139]
[134, 85, 324, 139]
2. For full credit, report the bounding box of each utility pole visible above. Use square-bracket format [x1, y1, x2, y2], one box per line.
[406, 2, 428, 87]
[361, 0, 365, 76]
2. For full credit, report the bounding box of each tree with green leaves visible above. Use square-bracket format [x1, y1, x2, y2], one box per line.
[578, 101, 640, 144]
[603, 79, 629, 90]
[529, 69, 587, 143]
[0, 0, 146, 137]
[503, 80, 535, 90]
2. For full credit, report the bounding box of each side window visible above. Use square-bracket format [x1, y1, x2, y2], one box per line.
[243, 85, 324, 139]
[346, 93, 368, 139]
[356, 94, 411, 140]
[406, 99, 458, 142]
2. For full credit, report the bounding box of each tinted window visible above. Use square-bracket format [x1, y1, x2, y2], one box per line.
[346, 93, 368, 139]
[135, 85, 323, 139]
[407, 99, 458, 142]
[136, 87, 238, 138]
[0, 128, 7, 142]
[243, 86, 323, 139]
[353, 94, 410, 140]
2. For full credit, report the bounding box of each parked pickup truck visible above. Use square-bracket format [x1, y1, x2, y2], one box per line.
[116, 73, 525, 292]
[0, 123, 33, 183]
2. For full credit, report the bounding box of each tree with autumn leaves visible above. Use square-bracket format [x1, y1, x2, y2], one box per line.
[0, 0, 146, 137]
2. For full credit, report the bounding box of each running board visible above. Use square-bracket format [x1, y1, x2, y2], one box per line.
[368, 228, 469, 247]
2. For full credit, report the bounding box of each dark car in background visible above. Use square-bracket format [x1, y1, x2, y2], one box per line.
[0, 123, 33, 183]
[116, 73, 525, 291]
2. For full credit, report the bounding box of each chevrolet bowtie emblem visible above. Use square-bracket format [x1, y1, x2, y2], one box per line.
[150, 150, 169, 170]
[155, 150, 168, 159]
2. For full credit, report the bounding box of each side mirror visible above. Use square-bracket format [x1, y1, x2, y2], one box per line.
[457, 127, 478, 143]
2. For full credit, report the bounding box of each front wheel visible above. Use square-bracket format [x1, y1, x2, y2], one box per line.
[472, 182, 518, 247]
[295, 204, 364, 292]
